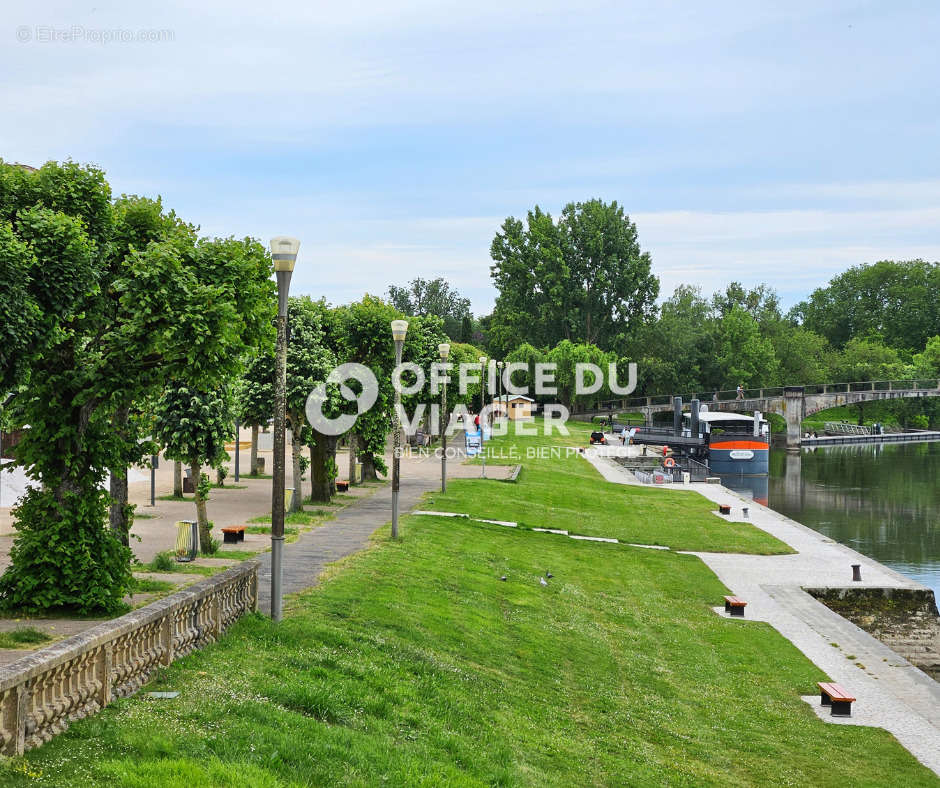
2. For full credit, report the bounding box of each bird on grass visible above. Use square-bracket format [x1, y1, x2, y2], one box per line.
[546, 571, 553, 578]
[540, 577, 548, 587]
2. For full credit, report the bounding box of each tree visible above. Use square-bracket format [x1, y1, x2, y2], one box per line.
[154, 383, 234, 550]
[794, 260, 940, 351]
[388, 277, 472, 340]
[237, 352, 274, 476]
[337, 297, 402, 481]
[547, 341, 613, 411]
[715, 306, 779, 389]
[0, 161, 274, 614]
[913, 336, 940, 378]
[830, 338, 908, 382]
[285, 297, 337, 506]
[489, 199, 659, 355]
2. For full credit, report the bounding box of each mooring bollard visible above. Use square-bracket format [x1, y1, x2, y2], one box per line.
[852, 564, 862, 582]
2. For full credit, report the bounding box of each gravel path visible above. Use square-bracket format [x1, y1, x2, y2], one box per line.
[584, 452, 940, 776]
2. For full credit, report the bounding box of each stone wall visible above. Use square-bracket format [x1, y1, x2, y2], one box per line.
[0, 559, 259, 755]
[807, 587, 940, 680]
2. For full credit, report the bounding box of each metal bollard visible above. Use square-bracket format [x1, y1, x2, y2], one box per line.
[852, 564, 862, 582]
[742, 506, 749, 519]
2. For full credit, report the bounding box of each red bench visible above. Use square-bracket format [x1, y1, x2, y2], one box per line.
[723, 595, 747, 617]
[221, 526, 245, 544]
[818, 682, 855, 716]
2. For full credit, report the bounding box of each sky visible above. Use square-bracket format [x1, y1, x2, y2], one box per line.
[3, 0, 939, 315]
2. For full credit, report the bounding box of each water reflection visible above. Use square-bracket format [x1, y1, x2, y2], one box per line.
[767, 441, 940, 597]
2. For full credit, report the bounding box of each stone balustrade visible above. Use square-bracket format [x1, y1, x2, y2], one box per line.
[0, 559, 259, 755]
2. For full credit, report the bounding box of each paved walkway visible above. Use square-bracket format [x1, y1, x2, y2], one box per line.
[584, 452, 940, 775]
[257, 451, 514, 614]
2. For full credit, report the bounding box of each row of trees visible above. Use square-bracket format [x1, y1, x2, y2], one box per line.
[387, 202, 940, 427]
[0, 161, 489, 615]
[0, 160, 275, 613]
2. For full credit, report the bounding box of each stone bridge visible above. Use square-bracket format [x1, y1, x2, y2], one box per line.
[580, 379, 940, 447]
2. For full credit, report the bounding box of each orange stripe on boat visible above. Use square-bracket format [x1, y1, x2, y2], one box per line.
[710, 440, 768, 451]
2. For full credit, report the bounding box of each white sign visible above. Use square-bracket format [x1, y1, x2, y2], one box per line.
[729, 450, 754, 460]
[465, 430, 482, 457]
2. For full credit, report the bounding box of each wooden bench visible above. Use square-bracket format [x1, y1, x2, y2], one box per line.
[723, 595, 747, 617]
[817, 682, 855, 716]
[336, 480, 349, 492]
[718, 504, 731, 515]
[221, 526, 245, 544]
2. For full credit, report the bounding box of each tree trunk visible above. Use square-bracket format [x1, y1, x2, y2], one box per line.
[360, 451, 378, 481]
[326, 435, 338, 496]
[108, 469, 130, 547]
[250, 424, 259, 475]
[174, 460, 183, 497]
[347, 432, 358, 485]
[108, 407, 131, 546]
[310, 437, 331, 502]
[290, 428, 303, 512]
[191, 461, 211, 550]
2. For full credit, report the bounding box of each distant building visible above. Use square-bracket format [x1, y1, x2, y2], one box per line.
[492, 395, 535, 421]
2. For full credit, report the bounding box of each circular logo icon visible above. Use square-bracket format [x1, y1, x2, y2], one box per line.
[305, 363, 379, 436]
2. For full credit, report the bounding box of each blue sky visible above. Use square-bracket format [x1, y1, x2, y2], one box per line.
[3, 0, 938, 314]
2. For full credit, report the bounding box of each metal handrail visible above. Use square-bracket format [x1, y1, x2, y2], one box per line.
[608, 378, 940, 410]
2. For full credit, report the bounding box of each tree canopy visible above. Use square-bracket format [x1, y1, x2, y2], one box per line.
[488, 199, 658, 356]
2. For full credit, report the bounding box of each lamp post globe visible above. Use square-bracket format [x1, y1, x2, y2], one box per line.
[269, 236, 300, 623]
[391, 320, 409, 538]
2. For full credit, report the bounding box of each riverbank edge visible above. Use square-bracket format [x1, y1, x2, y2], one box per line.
[583, 449, 940, 775]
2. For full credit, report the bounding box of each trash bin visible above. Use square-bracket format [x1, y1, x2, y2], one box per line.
[682, 471, 691, 485]
[354, 462, 363, 484]
[284, 487, 294, 510]
[175, 520, 198, 562]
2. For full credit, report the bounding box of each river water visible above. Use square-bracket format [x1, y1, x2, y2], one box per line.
[761, 441, 940, 599]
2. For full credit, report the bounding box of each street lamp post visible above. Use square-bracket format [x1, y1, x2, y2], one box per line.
[496, 360, 504, 422]
[479, 356, 487, 431]
[391, 319, 409, 539]
[439, 342, 450, 493]
[269, 236, 300, 622]
[234, 419, 240, 482]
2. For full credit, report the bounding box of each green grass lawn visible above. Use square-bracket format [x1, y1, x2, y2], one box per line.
[0, 627, 51, 650]
[456, 418, 789, 554]
[1, 423, 934, 786]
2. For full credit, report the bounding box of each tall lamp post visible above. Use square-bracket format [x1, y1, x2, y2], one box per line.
[496, 360, 504, 421]
[391, 319, 409, 539]
[269, 235, 300, 622]
[438, 342, 450, 493]
[478, 356, 487, 433]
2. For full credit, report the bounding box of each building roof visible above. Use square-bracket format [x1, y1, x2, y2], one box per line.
[494, 395, 534, 402]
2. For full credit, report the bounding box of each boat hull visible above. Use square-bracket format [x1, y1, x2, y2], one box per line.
[708, 438, 769, 475]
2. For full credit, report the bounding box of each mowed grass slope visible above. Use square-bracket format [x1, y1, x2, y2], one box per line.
[1, 425, 934, 786]
[450, 418, 790, 554]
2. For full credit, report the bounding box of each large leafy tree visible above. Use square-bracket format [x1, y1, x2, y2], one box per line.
[715, 306, 779, 389]
[794, 260, 940, 351]
[0, 160, 274, 614]
[489, 199, 658, 355]
[388, 277, 472, 341]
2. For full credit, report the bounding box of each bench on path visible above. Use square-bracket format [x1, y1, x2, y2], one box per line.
[818, 682, 855, 716]
[221, 526, 245, 544]
[723, 595, 747, 617]
[336, 480, 349, 492]
[718, 504, 732, 515]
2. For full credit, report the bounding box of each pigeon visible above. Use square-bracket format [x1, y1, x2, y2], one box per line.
[540, 577, 548, 586]
[546, 571, 553, 578]
[500, 575, 507, 582]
